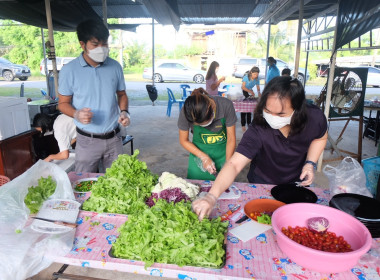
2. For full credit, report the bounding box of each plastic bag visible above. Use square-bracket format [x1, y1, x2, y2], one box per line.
[323, 157, 373, 198]
[0, 160, 76, 280]
[226, 86, 243, 101]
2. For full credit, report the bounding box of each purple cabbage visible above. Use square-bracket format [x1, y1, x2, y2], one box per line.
[146, 188, 191, 207]
[307, 217, 329, 233]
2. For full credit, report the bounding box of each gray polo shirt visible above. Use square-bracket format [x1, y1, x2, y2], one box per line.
[236, 104, 327, 184]
[177, 96, 237, 133]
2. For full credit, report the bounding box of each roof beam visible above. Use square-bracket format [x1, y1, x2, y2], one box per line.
[257, 0, 313, 25]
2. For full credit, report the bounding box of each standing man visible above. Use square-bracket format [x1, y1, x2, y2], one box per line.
[58, 19, 130, 172]
[266, 57, 280, 84]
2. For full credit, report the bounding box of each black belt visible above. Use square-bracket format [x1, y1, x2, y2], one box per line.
[76, 126, 120, 139]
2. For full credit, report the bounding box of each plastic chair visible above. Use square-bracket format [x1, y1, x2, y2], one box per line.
[0, 175, 10, 187]
[180, 84, 190, 99]
[166, 88, 185, 117]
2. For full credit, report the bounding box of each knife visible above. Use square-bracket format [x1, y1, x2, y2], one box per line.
[31, 217, 77, 228]
[235, 215, 249, 224]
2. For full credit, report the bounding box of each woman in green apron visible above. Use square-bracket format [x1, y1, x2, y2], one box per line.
[178, 88, 237, 180]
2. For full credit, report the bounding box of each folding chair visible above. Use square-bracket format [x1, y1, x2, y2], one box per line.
[122, 135, 134, 155]
[166, 88, 185, 117]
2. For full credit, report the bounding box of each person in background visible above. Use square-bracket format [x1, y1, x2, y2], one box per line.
[178, 88, 237, 180]
[58, 19, 130, 172]
[32, 113, 76, 161]
[205, 61, 225, 96]
[241, 66, 261, 132]
[281, 68, 291, 76]
[192, 76, 328, 220]
[266, 56, 280, 84]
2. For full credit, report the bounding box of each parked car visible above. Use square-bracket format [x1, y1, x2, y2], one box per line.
[232, 57, 310, 84]
[143, 62, 206, 83]
[40, 57, 75, 75]
[0, 57, 31, 81]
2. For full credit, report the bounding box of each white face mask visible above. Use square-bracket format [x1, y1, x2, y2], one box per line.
[215, 68, 219, 74]
[88, 46, 109, 63]
[199, 117, 214, 127]
[263, 111, 294, 129]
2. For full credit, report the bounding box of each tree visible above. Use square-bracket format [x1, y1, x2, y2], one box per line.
[0, 20, 80, 71]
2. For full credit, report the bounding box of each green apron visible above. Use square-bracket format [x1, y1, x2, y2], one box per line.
[187, 118, 227, 180]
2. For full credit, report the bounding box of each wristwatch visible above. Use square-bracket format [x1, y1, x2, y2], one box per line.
[120, 109, 130, 118]
[305, 160, 317, 170]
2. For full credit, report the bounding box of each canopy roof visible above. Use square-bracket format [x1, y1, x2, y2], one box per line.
[0, 0, 341, 31]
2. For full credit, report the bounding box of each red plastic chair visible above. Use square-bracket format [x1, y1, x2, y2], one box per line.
[0, 175, 10, 186]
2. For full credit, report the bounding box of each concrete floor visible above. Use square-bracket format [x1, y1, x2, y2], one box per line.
[29, 103, 378, 280]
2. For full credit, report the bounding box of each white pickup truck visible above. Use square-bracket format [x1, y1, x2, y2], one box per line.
[40, 57, 75, 76]
[232, 57, 309, 84]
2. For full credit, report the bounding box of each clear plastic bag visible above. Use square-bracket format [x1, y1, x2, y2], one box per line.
[323, 157, 373, 198]
[0, 160, 76, 280]
[226, 86, 243, 101]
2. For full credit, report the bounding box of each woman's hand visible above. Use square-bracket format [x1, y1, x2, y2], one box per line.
[200, 156, 216, 174]
[192, 193, 217, 221]
[299, 163, 315, 186]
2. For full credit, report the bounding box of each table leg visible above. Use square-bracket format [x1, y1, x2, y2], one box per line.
[52, 264, 107, 280]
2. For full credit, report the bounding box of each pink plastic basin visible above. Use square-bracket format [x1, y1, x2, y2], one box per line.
[272, 203, 372, 273]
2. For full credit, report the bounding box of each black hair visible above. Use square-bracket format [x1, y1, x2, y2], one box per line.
[253, 76, 308, 135]
[268, 57, 277, 64]
[32, 113, 54, 135]
[183, 88, 214, 124]
[281, 68, 291, 76]
[77, 19, 109, 43]
[206, 61, 219, 80]
[247, 66, 260, 81]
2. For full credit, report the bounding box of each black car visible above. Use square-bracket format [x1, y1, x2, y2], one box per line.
[0, 57, 31, 81]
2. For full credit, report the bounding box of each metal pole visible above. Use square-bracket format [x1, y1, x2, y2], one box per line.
[294, 0, 304, 80]
[304, 22, 311, 87]
[317, 8, 339, 171]
[41, 28, 49, 96]
[44, 0, 58, 100]
[102, 0, 108, 27]
[152, 17, 155, 86]
[264, 19, 271, 82]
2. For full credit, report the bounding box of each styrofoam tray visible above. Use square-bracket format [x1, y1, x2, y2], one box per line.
[219, 185, 241, 199]
[31, 199, 80, 234]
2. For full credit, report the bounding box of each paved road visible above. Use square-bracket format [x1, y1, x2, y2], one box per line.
[1, 79, 379, 97]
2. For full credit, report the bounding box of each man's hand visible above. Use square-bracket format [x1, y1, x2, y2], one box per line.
[74, 108, 93, 124]
[118, 111, 130, 127]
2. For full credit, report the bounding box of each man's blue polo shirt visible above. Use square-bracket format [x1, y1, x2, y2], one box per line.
[58, 53, 126, 133]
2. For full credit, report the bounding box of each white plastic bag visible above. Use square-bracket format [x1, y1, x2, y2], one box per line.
[226, 86, 243, 101]
[0, 160, 75, 280]
[323, 157, 373, 198]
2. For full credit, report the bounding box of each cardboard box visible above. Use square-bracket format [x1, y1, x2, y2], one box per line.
[0, 97, 31, 140]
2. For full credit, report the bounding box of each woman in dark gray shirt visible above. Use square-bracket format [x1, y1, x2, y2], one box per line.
[178, 88, 237, 180]
[192, 76, 328, 220]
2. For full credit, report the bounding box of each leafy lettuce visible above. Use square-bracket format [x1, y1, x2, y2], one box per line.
[24, 176, 56, 214]
[112, 199, 228, 269]
[82, 150, 158, 214]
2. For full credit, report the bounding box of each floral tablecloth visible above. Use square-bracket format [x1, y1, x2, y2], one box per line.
[52, 172, 380, 280]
